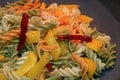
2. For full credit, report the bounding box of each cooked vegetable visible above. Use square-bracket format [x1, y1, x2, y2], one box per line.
[46, 63, 52, 72]
[83, 58, 96, 78]
[57, 35, 92, 42]
[16, 51, 37, 76]
[17, 13, 28, 51]
[26, 30, 40, 44]
[86, 38, 103, 52]
[44, 30, 61, 61]
[27, 52, 49, 78]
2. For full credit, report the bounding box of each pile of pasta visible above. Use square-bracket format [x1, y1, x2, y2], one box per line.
[0, 0, 116, 80]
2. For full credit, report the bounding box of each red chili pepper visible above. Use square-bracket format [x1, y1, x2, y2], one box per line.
[46, 63, 52, 72]
[17, 13, 28, 51]
[57, 35, 92, 42]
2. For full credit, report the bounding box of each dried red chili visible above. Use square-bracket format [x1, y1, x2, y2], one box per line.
[46, 63, 52, 72]
[17, 13, 28, 51]
[57, 35, 92, 42]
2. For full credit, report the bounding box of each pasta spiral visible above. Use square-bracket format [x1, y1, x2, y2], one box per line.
[1, 14, 21, 31]
[29, 16, 57, 33]
[2, 66, 31, 80]
[72, 53, 88, 77]
[52, 67, 81, 77]
[98, 44, 116, 68]
[36, 40, 57, 58]
[40, 11, 58, 23]
[3, 14, 21, 24]
[28, 9, 40, 17]
[0, 29, 20, 43]
[96, 35, 111, 45]
[74, 44, 86, 55]
[46, 3, 58, 11]
[0, 39, 19, 58]
[80, 23, 95, 36]
[15, 52, 28, 69]
[85, 49, 105, 75]
[2, 66, 20, 80]
[62, 6, 81, 17]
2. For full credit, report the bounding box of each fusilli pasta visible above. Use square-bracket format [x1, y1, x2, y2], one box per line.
[85, 48, 105, 75]
[0, 0, 116, 80]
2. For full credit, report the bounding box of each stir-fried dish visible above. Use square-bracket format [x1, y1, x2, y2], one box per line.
[0, 0, 116, 80]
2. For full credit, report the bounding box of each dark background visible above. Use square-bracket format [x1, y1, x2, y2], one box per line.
[0, 0, 120, 80]
[99, 0, 120, 22]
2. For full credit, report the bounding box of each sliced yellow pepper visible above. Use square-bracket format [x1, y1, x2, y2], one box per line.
[44, 30, 61, 61]
[78, 15, 93, 23]
[16, 51, 37, 76]
[83, 58, 96, 78]
[26, 30, 40, 44]
[86, 38, 102, 52]
[27, 52, 49, 78]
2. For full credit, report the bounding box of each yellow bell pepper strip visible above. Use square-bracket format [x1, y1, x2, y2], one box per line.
[86, 38, 102, 52]
[0, 55, 4, 60]
[44, 30, 61, 61]
[27, 52, 49, 78]
[26, 30, 40, 44]
[0, 72, 8, 80]
[78, 15, 93, 23]
[16, 51, 37, 76]
[83, 58, 96, 78]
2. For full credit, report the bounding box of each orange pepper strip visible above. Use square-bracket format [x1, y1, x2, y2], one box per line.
[39, 2, 46, 10]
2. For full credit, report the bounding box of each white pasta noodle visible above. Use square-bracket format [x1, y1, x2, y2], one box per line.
[1, 16, 10, 31]
[62, 7, 70, 16]
[80, 23, 95, 36]
[52, 67, 81, 77]
[15, 52, 28, 69]
[47, 3, 58, 11]
[62, 7, 81, 17]
[97, 35, 111, 45]
[2, 66, 20, 80]
[71, 8, 81, 17]
[3, 14, 21, 23]
[74, 44, 86, 54]
[41, 11, 58, 22]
